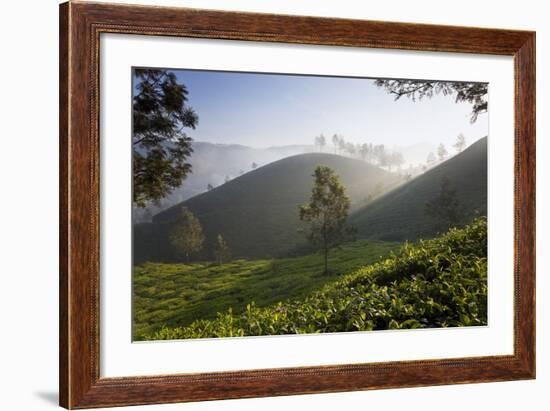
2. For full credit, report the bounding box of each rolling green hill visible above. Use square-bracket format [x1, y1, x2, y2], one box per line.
[146, 218, 487, 340]
[133, 240, 399, 339]
[350, 137, 487, 242]
[133, 142, 316, 223]
[134, 153, 399, 263]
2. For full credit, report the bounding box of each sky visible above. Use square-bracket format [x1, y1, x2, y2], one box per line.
[137, 68, 488, 150]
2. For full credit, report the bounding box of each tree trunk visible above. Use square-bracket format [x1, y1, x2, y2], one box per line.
[324, 247, 328, 275]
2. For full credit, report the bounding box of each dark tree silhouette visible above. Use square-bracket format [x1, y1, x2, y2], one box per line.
[374, 79, 487, 123]
[425, 176, 463, 232]
[299, 166, 354, 275]
[133, 69, 198, 207]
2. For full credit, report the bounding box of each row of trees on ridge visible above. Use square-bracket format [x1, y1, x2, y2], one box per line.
[314, 134, 406, 171]
[314, 133, 468, 174]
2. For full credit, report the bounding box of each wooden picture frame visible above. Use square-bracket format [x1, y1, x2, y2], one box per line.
[59, 1, 535, 408]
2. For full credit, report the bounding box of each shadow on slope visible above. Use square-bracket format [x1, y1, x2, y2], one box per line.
[134, 153, 399, 263]
[350, 137, 487, 242]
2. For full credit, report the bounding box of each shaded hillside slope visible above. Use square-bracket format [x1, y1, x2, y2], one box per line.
[134, 153, 399, 262]
[350, 137, 487, 242]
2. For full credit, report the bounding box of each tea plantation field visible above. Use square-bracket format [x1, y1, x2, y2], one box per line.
[134, 240, 400, 339]
[144, 218, 487, 340]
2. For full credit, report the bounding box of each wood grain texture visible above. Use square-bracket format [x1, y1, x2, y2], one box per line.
[59, 2, 69, 407]
[59, 1, 536, 409]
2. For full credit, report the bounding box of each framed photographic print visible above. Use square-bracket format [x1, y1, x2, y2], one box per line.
[59, 1, 535, 409]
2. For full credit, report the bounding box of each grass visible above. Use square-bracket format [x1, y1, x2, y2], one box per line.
[146, 218, 487, 340]
[133, 240, 399, 340]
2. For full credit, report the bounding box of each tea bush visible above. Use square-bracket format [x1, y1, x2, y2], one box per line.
[133, 240, 399, 339]
[148, 218, 487, 340]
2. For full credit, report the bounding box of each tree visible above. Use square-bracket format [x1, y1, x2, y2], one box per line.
[374, 79, 487, 123]
[338, 137, 347, 155]
[373, 144, 388, 168]
[133, 69, 198, 207]
[207, 183, 214, 191]
[425, 176, 463, 232]
[426, 152, 436, 166]
[251, 162, 258, 170]
[454, 133, 467, 153]
[390, 151, 405, 171]
[345, 142, 356, 157]
[319, 134, 326, 152]
[332, 134, 340, 154]
[437, 143, 448, 162]
[224, 175, 231, 184]
[358, 143, 370, 161]
[299, 166, 354, 275]
[314, 135, 320, 150]
[314, 134, 327, 152]
[170, 207, 205, 261]
[213, 234, 231, 265]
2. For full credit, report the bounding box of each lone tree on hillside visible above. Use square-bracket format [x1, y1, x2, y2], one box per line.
[374, 79, 487, 123]
[454, 133, 467, 153]
[437, 143, 448, 162]
[170, 207, 205, 262]
[425, 176, 463, 232]
[133, 69, 199, 207]
[299, 166, 354, 275]
[213, 234, 231, 265]
[251, 162, 258, 170]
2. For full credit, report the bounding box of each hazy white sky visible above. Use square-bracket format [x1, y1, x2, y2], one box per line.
[165, 69, 488, 149]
